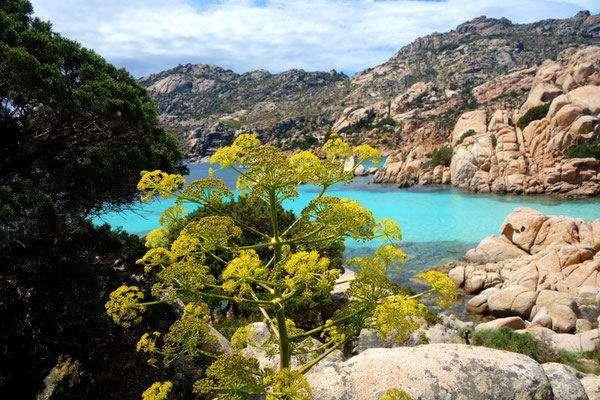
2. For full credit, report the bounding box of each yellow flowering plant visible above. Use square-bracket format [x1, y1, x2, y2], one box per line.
[106, 133, 454, 399]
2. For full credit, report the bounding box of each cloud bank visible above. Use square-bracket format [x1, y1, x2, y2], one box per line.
[31, 0, 600, 78]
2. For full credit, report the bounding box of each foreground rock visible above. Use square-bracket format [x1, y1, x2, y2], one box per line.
[449, 207, 600, 334]
[307, 344, 554, 400]
[542, 363, 588, 400]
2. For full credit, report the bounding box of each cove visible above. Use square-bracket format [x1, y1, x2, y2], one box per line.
[95, 163, 600, 285]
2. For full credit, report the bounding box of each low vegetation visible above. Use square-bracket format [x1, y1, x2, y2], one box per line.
[421, 146, 453, 169]
[564, 139, 600, 160]
[517, 102, 551, 130]
[457, 129, 476, 145]
[472, 328, 540, 360]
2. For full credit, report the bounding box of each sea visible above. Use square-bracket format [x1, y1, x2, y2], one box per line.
[95, 162, 600, 313]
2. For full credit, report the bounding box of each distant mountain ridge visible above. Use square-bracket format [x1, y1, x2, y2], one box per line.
[139, 11, 600, 159]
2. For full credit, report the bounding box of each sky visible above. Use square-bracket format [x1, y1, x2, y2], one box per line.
[31, 0, 600, 78]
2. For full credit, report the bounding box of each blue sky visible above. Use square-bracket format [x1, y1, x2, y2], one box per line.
[31, 0, 600, 78]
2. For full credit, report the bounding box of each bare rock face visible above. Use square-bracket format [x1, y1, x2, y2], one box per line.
[448, 207, 600, 333]
[542, 363, 588, 400]
[474, 316, 527, 331]
[441, 47, 600, 197]
[306, 344, 553, 400]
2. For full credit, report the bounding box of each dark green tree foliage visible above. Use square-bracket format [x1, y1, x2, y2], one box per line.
[516, 102, 551, 130]
[0, 1, 186, 398]
[0, 1, 186, 216]
[564, 140, 600, 160]
[421, 146, 453, 169]
[456, 129, 475, 145]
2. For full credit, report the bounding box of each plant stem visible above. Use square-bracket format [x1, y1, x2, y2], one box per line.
[274, 303, 291, 369]
[268, 187, 291, 370]
[288, 307, 367, 341]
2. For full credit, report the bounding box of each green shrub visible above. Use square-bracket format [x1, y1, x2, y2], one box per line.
[472, 328, 539, 360]
[438, 43, 459, 52]
[490, 134, 497, 148]
[517, 102, 551, 130]
[457, 129, 476, 145]
[421, 146, 453, 169]
[564, 140, 600, 160]
[581, 107, 594, 116]
[374, 118, 397, 129]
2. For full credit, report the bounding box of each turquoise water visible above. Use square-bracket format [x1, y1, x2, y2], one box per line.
[95, 163, 600, 285]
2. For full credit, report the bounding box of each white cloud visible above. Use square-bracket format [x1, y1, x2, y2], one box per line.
[30, 0, 600, 78]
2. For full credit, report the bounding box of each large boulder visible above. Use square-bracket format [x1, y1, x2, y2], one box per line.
[306, 344, 553, 400]
[536, 291, 580, 333]
[551, 333, 596, 353]
[487, 285, 538, 318]
[475, 316, 527, 331]
[499, 208, 548, 252]
[542, 363, 588, 400]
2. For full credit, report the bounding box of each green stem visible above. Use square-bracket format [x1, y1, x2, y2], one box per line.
[274, 304, 291, 369]
[298, 339, 346, 375]
[407, 288, 435, 301]
[288, 306, 367, 341]
[198, 292, 273, 306]
[268, 187, 291, 370]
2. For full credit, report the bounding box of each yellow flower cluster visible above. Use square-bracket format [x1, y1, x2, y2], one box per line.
[210, 133, 261, 170]
[145, 227, 169, 248]
[158, 205, 188, 229]
[373, 295, 426, 341]
[267, 369, 311, 400]
[157, 260, 214, 294]
[138, 170, 185, 202]
[302, 196, 376, 242]
[289, 151, 323, 184]
[172, 216, 242, 255]
[352, 144, 381, 165]
[418, 271, 456, 308]
[230, 324, 254, 350]
[374, 218, 403, 243]
[104, 286, 146, 328]
[193, 354, 261, 400]
[136, 331, 161, 365]
[322, 133, 350, 160]
[142, 381, 172, 400]
[162, 303, 215, 364]
[137, 247, 172, 273]
[280, 251, 332, 296]
[380, 388, 413, 400]
[178, 178, 234, 206]
[222, 250, 265, 300]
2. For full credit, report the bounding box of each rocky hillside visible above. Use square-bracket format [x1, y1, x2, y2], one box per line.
[139, 66, 349, 158]
[141, 11, 600, 161]
[375, 46, 600, 197]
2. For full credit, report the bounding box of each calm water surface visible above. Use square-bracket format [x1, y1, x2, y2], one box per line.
[96, 163, 600, 296]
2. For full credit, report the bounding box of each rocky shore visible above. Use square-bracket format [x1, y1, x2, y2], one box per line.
[373, 47, 600, 197]
[445, 207, 600, 332]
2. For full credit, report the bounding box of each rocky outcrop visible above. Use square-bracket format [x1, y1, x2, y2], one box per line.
[306, 344, 554, 400]
[448, 207, 600, 333]
[376, 47, 600, 197]
[448, 47, 600, 197]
